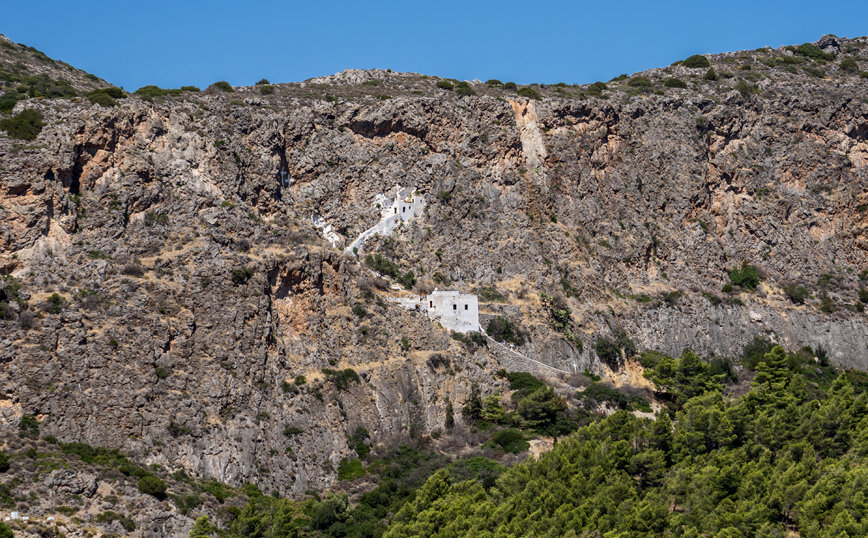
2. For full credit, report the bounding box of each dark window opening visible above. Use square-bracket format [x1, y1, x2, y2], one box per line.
[453, 304, 457, 310]
[429, 301, 433, 308]
[464, 304, 468, 310]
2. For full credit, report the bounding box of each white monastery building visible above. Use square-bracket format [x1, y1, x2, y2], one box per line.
[391, 289, 479, 333]
[345, 185, 426, 254]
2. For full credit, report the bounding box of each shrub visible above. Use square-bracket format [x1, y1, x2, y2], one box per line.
[283, 426, 303, 437]
[839, 57, 860, 72]
[455, 84, 476, 96]
[321, 368, 361, 391]
[0, 452, 8, 473]
[144, 212, 168, 226]
[212, 81, 234, 92]
[364, 254, 400, 279]
[491, 429, 529, 453]
[56, 506, 76, 516]
[729, 261, 760, 290]
[20, 414, 39, 437]
[662, 77, 687, 88]
[793, 43, 834, 61]
[19, 310, 36, 330]
[476, 287, 506, 303]
[703, 68, 719, 81]
[741, 335, 775, 370]
[627, 77, 654, 90]
[503, 81, 517, 90]
[735, 80, 757, 98]
[397, 270, 416, 290]
[0, 93, 23, 112]
[8, 73, 76, 99]
[582, 81, 607, 97]
[818, 293, 836, 313]
[231, 267, 254, 285]
[486, 317, 525, 346]
[540, 292, 572, 331]
[134, 85, 167, 100]
[516, 87, 541, 100]
[499, 371, 545, 392]
[594, 329, 636, 366]
[0, 523, 11, 538]
[577, 382, 628, 409]
[772, 55, 803, 66]
[256, 78, 271, 85]
[594, 336, 619, 365]
[352, 304, 367, 318]
[682, 54, 711, 68]
[337, 458, 366, 481]
[200, 480, 234, 503]
[428, 354, 452, 371]
[702, 292, 722, 306]
[294, 375, 306, 386]
[46, 292, 65, 313]
[121, 263, 145, 277]
[461, 386, 483, 422]
[436, 80, 454, 90]
[0, 109, 45, 140]
[660, 291, 683, 308]
[180, 86, 201, 92]
[350, 427, 370, 457]
[436, 190, 452, 202]
[137, 475, 167, 499]
[784, 285, 810, 304]
[86, 90, 118, 107]
[259, 85, 274, 95]
[97, 510, 136, 531]
[485, 79, 502, 86]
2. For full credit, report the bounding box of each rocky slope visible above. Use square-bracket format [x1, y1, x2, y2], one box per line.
[0, 33, 112, 97]
[2, 32, 868, 536]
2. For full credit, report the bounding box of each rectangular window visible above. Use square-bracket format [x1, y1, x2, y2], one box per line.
[453, 304, 457, 310]
[429, 301, 433, 308]
[402, 207, 406, 213]
[394, 208, 397, 214]
[464, 304, 468, 310]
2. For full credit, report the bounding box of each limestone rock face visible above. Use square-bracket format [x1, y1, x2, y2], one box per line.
[42, 469, 98, 497]
[2, 36, 868, 529]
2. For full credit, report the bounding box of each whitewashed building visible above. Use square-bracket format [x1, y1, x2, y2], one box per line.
[312, 214, 342, 248]
[346, 185, 426, 255]
[426, 290, 479, 333]
[386, 289, 480, 333]
[375, 185, 425, 222]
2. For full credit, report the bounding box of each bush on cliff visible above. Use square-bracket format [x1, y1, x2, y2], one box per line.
[729, 261, 761, 290]
[682, 54, 711, 68]
[0, 109, 45, 140]
[137, 475, 167, 499]
[486, 317, 525, 346]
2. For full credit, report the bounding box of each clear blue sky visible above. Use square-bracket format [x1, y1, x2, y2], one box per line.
[3, 1, 867, 90]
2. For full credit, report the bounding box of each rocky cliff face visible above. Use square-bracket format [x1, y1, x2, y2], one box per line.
[2, 32, 868, 531]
